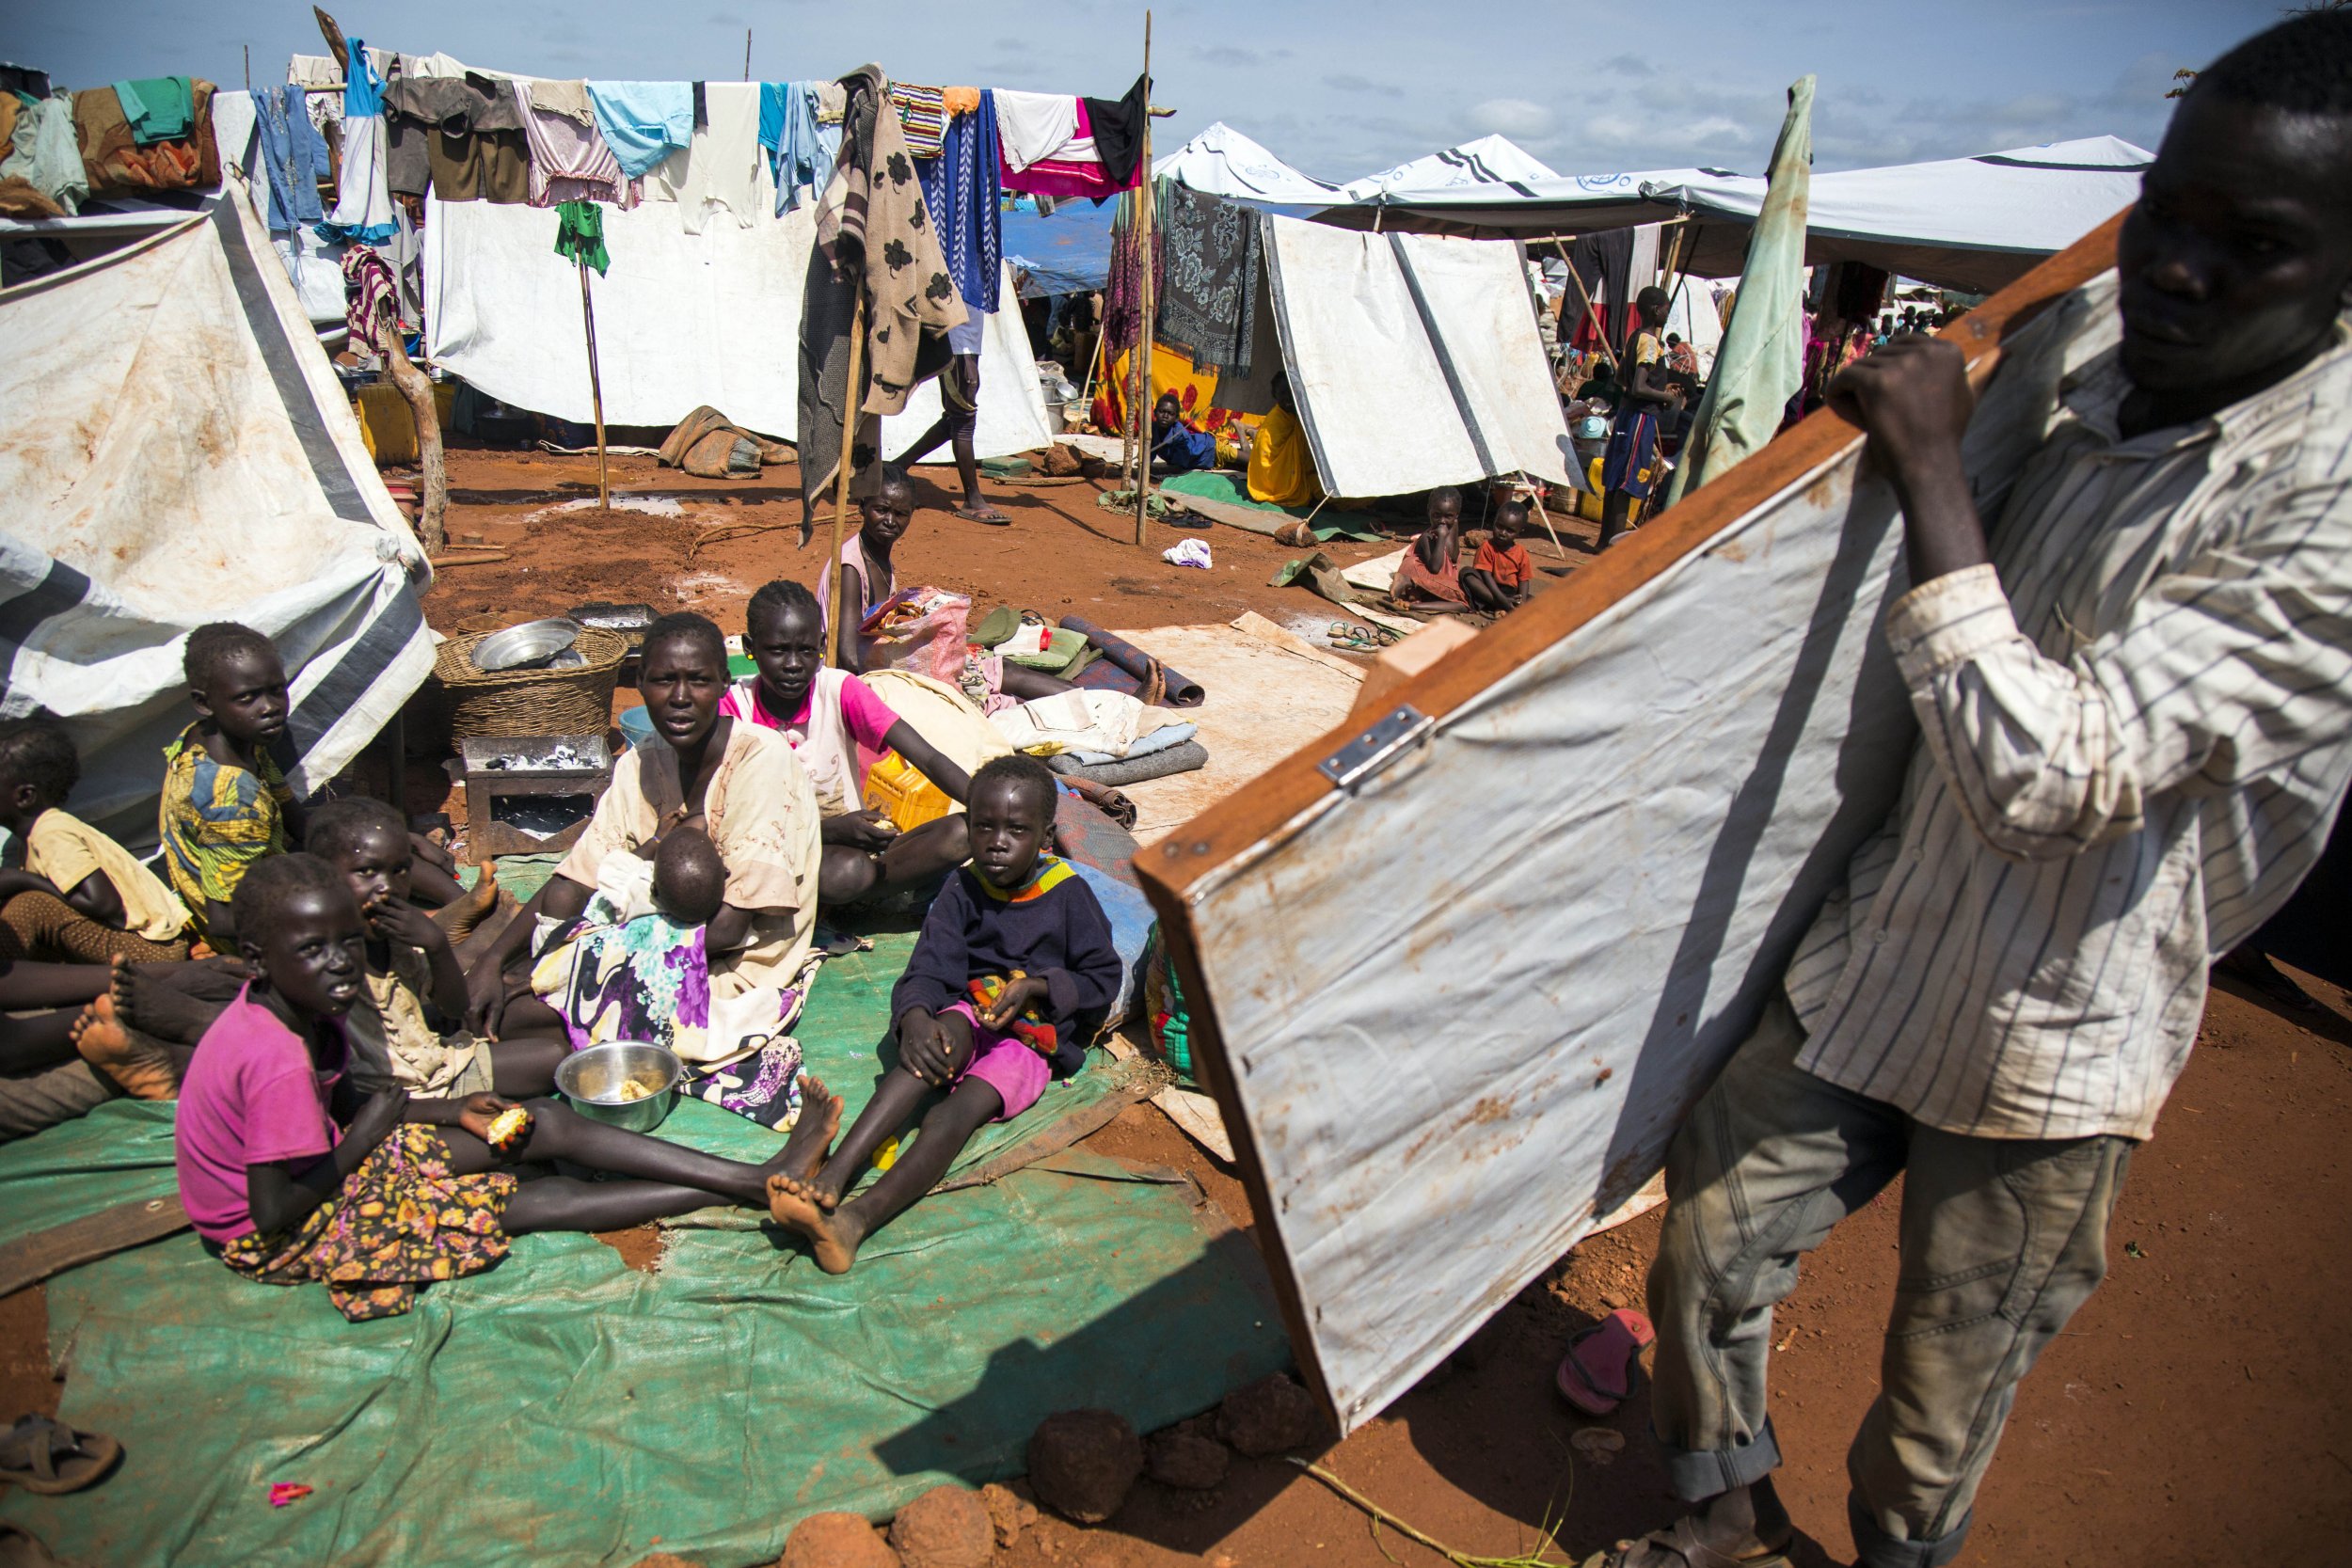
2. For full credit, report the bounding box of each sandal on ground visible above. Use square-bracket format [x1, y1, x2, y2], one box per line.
[1556, 1307, 1655, 1416]
[954, 503, 1012, 526]
[0, 1417, 121, 1496]
[0, 1524, 59, 1566]
[1582, 1517, 1793, 1568]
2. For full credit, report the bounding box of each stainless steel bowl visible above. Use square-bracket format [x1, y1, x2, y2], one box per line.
[472, 618, 581, 673]
[554, 1042, 684, 1133]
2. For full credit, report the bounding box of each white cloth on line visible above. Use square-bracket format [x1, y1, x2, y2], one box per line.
[642, 81, 764, 233]
[319, 113, 398, 242]
[993, 89, 1083, 171]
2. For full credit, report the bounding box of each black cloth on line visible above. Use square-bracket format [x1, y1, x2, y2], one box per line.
[1083, 73, 1150, 186]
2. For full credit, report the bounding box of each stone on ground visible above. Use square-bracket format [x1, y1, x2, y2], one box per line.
[888, 1484, 993, 1568]
[1026, 1408, 1145, 1523]
[781, 1512, 900, 1568]
[1146, 1427, 1232, 1490]
[1216, 1373, 1321, 1456]
[980, 1481, 1040, 1547]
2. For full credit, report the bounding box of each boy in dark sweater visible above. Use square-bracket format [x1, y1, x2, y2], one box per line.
[767, 755, 1120, 1273]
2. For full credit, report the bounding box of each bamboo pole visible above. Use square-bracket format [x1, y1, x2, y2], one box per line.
[577, 256, 611, 509]
[1130, 9, 1156, 546]
[829, 290, 868, 669]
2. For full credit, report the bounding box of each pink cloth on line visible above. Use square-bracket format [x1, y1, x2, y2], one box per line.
[175, 985, 347, 1243]
[941, 1000, 1050, 1119]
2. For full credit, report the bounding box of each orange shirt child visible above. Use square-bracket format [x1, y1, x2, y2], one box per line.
[1472, 536, 1534, 591]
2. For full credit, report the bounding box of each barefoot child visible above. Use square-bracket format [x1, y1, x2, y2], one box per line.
[0, 717, 192, 965]
[767, 754, 1121, 1273]
[177, 853, 844, 1321]
[158, 624, 300, 948]
[1394, 486, 1468, 607]
[1458, 499, 1536, 612]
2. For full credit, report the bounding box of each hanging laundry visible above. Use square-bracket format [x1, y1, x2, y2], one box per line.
[343, 245, 400, 349]
[254, 83, 328, 230]
[887, 82, 948, 158]
[586, 81, 692, 180]
[1157, 183, 1258, 376]
[942, 87, 981, 116]
[516, 80, 635, 208]
[1082, 73, 1151, 187]
[76, 79, 219, 197]
[113, 77, 194, 145]
[642, 80, 762, 232]
[552, 198, 610, 276]
[1000, 101, 1126, 200]
[384, 72, 529, 202]
[0, 91, 87, 216]
[1101, 184, 1162, 364]
[317, 40, 398, 244]
[798, 66, 966, 526]
[993, 89, 1080, 173]
[758, 81, 835, 215]
[916, 87, 1001, 317]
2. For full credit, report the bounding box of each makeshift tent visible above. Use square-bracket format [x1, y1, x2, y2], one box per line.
[1263, 214, 1576, 497]
[1004, 199, 1118, 296]
[1340, 134, 1558, 202]
[422, 196, 1054, 458]
[1151, 121, 1341, 203]
[0, 181, 432, 851]
[1135, 219, 2126, 1433]
[1328, 137, 2151, 294]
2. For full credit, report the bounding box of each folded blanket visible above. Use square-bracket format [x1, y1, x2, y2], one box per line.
[1048, 738, 1208, 787]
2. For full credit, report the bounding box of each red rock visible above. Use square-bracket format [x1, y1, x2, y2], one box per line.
[1216, 1374, 1322, 1456]
[980, 1481, 1038, 1547]
[1146, 1428, 1231, 1490]
[888, 1485, 993, 1568]
[780, 1512, 900, 1568]
[1026, 1408, 1144, 1523]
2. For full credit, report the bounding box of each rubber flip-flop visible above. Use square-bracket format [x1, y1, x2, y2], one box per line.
[1582, 1515, 1793, 1568]
[1556, 1307, 1656, 1416]
[955, 505, 1012, 527]
[0, 1417, 121, 1496]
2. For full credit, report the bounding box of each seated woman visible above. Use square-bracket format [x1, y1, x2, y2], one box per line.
[180, 853, 843, 1323]
[731, 579, 978, 906]
[466, 613, 824, 1060]
[1246, 372, 1322, 508]
[1393, 485, 1469, 607]
[820, 464, 1075, 708]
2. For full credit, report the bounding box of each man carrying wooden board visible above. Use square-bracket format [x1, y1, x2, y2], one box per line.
[1609, 15, 2352, 1568]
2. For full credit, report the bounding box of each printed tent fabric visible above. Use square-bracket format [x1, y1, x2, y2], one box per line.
[0, 933, 1289, 1567]
[1151, 121, 1340, 204]
[423, 194, 1050, 457]
[1262, 214, 1575, 496]
[0, 182, 431, 850]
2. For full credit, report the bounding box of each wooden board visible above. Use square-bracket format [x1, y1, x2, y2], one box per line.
[1134, 214, 2128, 1431]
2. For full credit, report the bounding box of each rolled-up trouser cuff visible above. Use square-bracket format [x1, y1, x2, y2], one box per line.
[1657, 1417, 1783, 1502]
[1849, 1497, 1972, 1568]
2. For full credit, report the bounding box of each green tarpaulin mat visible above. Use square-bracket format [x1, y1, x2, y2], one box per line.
[1155, 471, 1384, 541]
[0, 934, 1286, 1567]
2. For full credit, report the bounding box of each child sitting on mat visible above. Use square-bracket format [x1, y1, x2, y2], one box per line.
[1459, 499, 1536, 611]
[176, 853, 841, 1322]
[765, 754, 1121, 1273]
[0, 717, 193, 966]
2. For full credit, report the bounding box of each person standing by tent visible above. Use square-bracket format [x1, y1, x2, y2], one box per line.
[891, 321, 1011, 526]
[1596, 16, 2352, 1567]
[1598, 286, 1677, 548]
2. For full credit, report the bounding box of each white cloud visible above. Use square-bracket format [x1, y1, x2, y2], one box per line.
[1467, 97, 1555, 140]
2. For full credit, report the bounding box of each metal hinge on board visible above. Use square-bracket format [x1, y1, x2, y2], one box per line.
[1317, 705, 1434, 792]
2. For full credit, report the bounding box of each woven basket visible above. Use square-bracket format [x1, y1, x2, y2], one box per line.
[429, 625, 628, 742]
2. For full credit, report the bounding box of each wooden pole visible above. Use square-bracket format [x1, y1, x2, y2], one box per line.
[829, 290, 868, 668]
[742, 29, 752, 82]
[377, 301, 448, 555]
[1554, 239, 1616, 371]
[577, 257, 611, 510]
[1132, 8, 1155, 547]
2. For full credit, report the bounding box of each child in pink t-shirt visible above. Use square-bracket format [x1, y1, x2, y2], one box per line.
[178, 853, 846, 1321]
[730, 578, 982, 907]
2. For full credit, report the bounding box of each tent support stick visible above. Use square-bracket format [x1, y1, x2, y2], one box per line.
[377, 300, 447, 556]
[1554, 240, 1615, 370]
[829, 290, 868, 669]
[1522, 478, 1568, 559]
[577, 258, 610, 511]
[1133, 8, 1155, 548]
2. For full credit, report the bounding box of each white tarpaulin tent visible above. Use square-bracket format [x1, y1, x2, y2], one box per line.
[1152, 122, 1340, 204]
[0, 182, 433, 850]
[1340, 135, 1558, 202]
[1263, 214, 1576, 498]
[422, 197, 1054, 459]
[1136, 229, 2120, 1432]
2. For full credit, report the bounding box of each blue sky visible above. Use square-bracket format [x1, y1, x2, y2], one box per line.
[3, 1, 2278, 179]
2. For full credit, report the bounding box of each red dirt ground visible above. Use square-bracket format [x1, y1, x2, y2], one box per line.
[5, 446, 2344, 1568]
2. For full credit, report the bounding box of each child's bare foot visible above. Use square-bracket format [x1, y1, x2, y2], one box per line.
[112, 958, 223, 1046]
[767, 1076, 842, 1184]
[765, 1175, 861, 1275]
[71, 995, 181, 1101]
[433, 863, 502, 943]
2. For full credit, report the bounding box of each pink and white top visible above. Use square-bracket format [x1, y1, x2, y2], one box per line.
[175, 986, 346, 1243]
[720, 665, 901, 816]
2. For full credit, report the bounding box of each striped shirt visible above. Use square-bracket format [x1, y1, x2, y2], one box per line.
[1787, 281, 2352, 1141]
